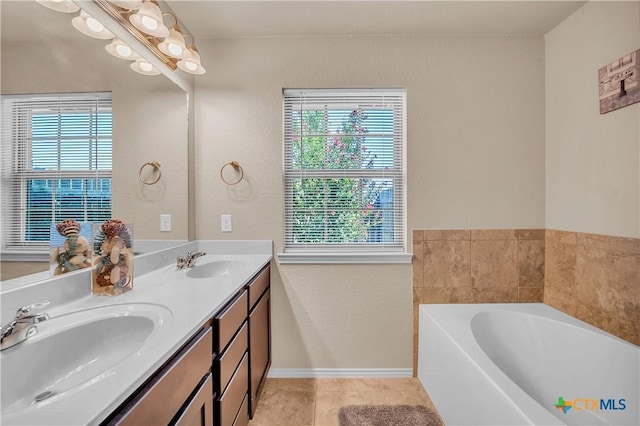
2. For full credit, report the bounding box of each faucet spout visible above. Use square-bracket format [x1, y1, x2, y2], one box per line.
[1, 300, 50, 351]
[176, 251, 207, 269]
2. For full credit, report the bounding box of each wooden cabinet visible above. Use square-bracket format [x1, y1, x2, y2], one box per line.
[102, 262, 271, 426]
[213, 290, 249, 426]
[246, 266, 271, 418]
[103, 326, 213, 426]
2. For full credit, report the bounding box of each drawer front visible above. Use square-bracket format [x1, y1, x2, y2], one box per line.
[114, 327, 213, 426]
[218, 353, 248, 426]
[172, 373, 213, 426]
[247, 265, 270, 309]
[215, 322, 248, 394]
[214, 290, 248, 353]
[232, 395, 249, 426]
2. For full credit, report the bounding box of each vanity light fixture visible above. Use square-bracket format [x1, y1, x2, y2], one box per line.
[130, 58, 161, 75]
[105, 38, 140, 60]
[157, 14, 189, 59]
[129, 0, 169, 38]
[106, 0, 143, 10]
[177, 36, 206, 75]
[35, 0, 79, 13]
[72, 10, 115, 39]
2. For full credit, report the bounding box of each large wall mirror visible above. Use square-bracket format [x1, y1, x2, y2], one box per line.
[1, 0, 193, 283]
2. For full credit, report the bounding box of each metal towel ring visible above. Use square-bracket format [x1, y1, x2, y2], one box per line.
[220, 161, 244, 185]
[139, 161, 162, 185]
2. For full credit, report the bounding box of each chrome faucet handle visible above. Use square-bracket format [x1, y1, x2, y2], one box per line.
[16, 300, 50, 320]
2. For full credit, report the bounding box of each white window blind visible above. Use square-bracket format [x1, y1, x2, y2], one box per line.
[283, 88, 406, 253]
[1, 92, 112, 252]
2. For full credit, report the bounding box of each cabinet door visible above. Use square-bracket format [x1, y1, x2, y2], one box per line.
[109, 328, 212, 426]
[172, 374, 213, 426]
[249, 289, 270, 417]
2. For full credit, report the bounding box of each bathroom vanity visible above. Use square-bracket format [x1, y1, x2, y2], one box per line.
[0, 241, 272, 426]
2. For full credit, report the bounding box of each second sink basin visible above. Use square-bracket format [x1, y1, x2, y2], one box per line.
[185, 259, 247, 279]
[0, 303, 172, 414]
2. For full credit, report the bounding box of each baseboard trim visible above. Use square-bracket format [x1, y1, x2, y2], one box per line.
[267, 368, 413, 378]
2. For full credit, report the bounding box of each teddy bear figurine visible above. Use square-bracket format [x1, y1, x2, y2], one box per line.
[93, 219, 133, 293]
[50, 219, 92, 275]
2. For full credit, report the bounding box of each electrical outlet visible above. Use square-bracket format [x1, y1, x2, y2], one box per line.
[221, 214, 232, 232]
[160, 214, 171, 232]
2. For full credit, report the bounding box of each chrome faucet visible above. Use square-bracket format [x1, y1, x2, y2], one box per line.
[176, 251, 206, 269]
[1, 301, 50, 351]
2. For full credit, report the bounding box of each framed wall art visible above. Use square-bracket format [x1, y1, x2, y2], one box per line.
[598, 48, 640, 114]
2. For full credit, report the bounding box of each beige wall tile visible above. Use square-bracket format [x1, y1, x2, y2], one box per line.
[471, 240, 518, 288]
[544, 230, 576, 293]
[423, 240, 471, 288]
[543, 286, 577, 316]
[473, 287, 518, 303]
[577, 232, 640, 255]
[517, 229, 545, 240]
[518, 287, 544, 302]
[423, 287, 474, 304]
[519, 239, 545, 288]
[413, 230, 424, 242]
[575, 246, 640, 322]
[575, 302, 640, 346]
[412, 241, 424, 288]
[423, 230, 470, 240]
[471, 229, 517, 240]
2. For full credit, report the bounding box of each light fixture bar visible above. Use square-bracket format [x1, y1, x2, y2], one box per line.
[92, 0, 177, 69]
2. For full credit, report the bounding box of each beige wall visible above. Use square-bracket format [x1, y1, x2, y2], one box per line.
[545, 1, 640, 239]
[1, 39, 190, 242]
[195, 35, 545, 370]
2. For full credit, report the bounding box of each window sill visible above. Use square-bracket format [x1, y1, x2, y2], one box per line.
[1, 251, 49, 262]
[277, 251, 413, 265]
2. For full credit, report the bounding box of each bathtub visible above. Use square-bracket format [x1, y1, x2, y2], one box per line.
[418, 303, 639, 425]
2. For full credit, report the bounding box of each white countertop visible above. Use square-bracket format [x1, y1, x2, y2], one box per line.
[0, 240, 272, 426]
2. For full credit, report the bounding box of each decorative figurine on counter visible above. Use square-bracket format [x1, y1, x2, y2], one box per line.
[92, 219, 134, 295]
[49, 219, 92, 276]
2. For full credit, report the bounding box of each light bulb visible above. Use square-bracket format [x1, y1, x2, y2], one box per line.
[86, 17, 104, 33]
[167, 43, 183, 57]
[115, 44, 132, 58]
[140, 62, 153, 72]
[185, 61, 198, 71]
[141, 15, 158, 31]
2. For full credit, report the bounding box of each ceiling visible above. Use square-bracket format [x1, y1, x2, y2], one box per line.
[2, 1, 587, 45]
[167, 1, 587, 39]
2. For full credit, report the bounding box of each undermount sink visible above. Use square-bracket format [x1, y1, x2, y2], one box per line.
[185, 260, 246, 279]
[0, 303, 172, 414]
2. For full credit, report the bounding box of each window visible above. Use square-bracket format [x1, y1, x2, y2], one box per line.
[281, 88, 408, 263]
[1, 92, 112, 254]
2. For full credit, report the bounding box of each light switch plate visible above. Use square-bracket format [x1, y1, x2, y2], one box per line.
[160, 214, 171, 232]
[221, 214, 232, 232]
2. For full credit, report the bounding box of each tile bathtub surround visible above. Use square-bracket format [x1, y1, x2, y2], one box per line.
[544, 230, 640, 346]
[248, 378, 439, 426]
[412, 228, 546, 374]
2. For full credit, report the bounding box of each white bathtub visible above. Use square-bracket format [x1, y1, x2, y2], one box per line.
[418, 303, 639, 425]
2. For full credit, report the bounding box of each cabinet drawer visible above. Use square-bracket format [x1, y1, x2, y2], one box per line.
[247, 265, 270, 310]
[112, 327, 212, 426]
[172, 373, 213, 426]
[215, 322, 247, 394]
[233, 395, 249, 426]
[214, 290, 248, 353]
[218, 353, 248, 426]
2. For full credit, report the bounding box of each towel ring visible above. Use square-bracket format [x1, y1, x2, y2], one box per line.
[139, 161, 162, 185]
[220, 161, 244, 185]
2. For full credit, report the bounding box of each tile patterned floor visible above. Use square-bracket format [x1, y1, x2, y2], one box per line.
[248, 378, 441, 426]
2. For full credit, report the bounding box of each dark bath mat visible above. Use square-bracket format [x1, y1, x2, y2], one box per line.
[338, 404, 443, 426]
